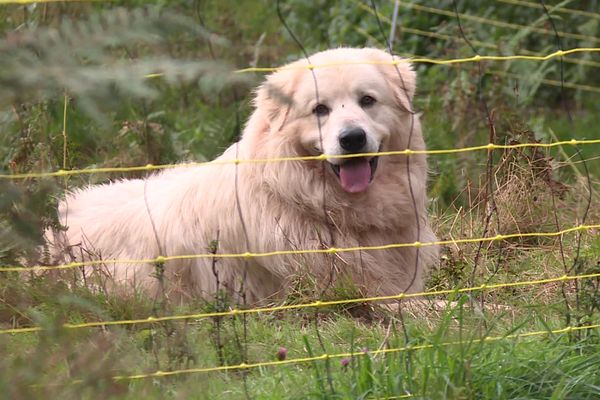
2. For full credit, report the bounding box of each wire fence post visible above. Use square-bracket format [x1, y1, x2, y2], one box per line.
[389, 0, 400, 49]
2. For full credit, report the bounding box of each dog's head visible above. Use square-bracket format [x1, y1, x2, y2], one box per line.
[251, 47, 419, 195]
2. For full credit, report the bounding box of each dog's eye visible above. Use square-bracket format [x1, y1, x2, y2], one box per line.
[359, 95, 376, 108]
[313, 104, 330, 116]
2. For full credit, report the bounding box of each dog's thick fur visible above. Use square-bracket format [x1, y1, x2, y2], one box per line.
[47, 48, 438, 303]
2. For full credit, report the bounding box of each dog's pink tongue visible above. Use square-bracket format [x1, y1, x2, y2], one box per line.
[339, 159, 371, 193]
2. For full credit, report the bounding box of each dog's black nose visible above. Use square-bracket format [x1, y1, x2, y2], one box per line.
[339, 127, 367, 153]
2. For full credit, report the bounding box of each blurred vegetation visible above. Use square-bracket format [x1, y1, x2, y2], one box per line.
[0, 0, 599, 398]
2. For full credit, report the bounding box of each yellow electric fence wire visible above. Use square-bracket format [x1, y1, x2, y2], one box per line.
[164, 46, 600, 94]
[397, 2, 600, 45]
[355, 27, 600, 93]
[24, 323, 596, 387]
[374, 395, 413, 400]
[233, 47, 600, 73]
[354, 24, 600, 94]
[497, 0, 600, 20]
[2, 138, 598, 180]
[1, 223, 597, 273]
[107, 324, 599, 380]
[355, 2, 600, 70]
[2, 270, 600, 335]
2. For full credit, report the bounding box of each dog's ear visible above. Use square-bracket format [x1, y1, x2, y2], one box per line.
[364, 49, 416, 113]
[386, 58, 416, 113]
[254, 68, 298, 133]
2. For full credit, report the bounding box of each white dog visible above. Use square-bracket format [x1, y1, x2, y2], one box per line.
[47, 48, 438, 304]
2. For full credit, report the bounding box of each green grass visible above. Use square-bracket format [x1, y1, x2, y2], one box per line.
[1, 291, 599, 399]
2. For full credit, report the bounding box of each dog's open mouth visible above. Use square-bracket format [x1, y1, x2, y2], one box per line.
[330, 156, 379, 193]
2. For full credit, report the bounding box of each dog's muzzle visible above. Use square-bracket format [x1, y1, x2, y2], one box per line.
[330, 155, 379, 193]
[328, 127, 380, 193]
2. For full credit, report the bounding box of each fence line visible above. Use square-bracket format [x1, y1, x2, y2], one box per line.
[397, 2, 600, 45]
[103, 323, 598, 380]
[2, 223, 597, 273]
[358, 0, 600, 100]
[353, 30, 600, 94]
[355, 29, 600, 87]
[497, 0, 600, 20]
[2, 138, 598, 180]
[375, 395, 412, 400]
[234, 47, 600, 72]
[2, 270, 599, 336]
[355, 2, 600, 70]
[355, 5, 600, 68]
